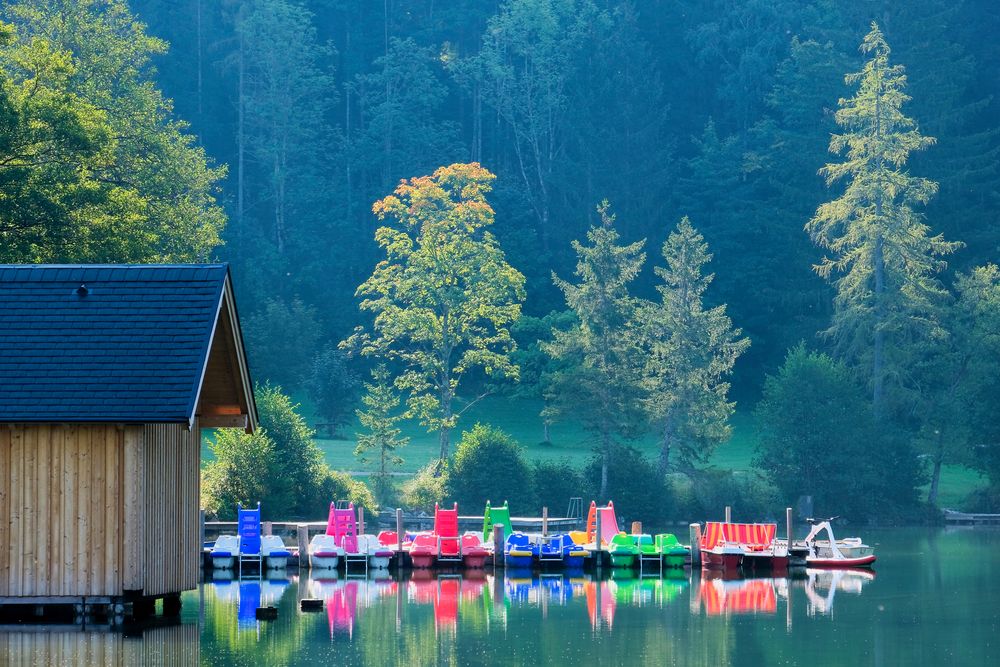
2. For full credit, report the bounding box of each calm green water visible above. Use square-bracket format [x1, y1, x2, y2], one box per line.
[3, 529, 999, 666]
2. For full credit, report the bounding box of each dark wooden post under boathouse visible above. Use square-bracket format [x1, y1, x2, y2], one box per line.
[0, 264, 257, 619]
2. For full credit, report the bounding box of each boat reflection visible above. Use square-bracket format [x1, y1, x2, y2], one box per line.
[802, 568, 876, 617]
[696, 572, 782, 616]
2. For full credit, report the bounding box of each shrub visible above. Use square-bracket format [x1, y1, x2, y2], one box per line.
[400, 461, 449, 512]
[584, 445, 672, 528]
[754, 345, 924, 522]
[202, 384, 365, 520]
[686, 469, 780, 522]
[201, 429, 275, 520]
[314, 469, 378, 517]
[533, 458, 584, 515]
[449, 424, 535, 514]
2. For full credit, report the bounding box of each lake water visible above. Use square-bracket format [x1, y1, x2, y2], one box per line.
[2, 528, 998, 666]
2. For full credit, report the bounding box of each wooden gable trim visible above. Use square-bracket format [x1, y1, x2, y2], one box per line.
[189, 271, 257, 433]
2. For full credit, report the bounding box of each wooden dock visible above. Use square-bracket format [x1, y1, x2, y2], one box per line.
[943, 510, 1000, 526]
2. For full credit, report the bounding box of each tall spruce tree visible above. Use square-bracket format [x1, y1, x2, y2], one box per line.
[643, 217, 749, 473]
[807, 23, 960, 418]
[544, 202, 646, 498]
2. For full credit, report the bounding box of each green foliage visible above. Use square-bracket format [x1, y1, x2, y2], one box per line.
[244, 297, 321, 390]
[583, 445, 671, 527]
[449, 424, 535, 515]
[201, 384, 376, 520]
[355, 365, 408, 500]
[532, 458, 583, 516]
[807, 23, 961, 415]
[306, 346, 360, 435]
[683, 470, 780, 524]
[315, 469, 378, 518]
[201, 428, 275, 520]
[641, 217, 749, 471]
[754, 345, 924, 521]
[0, 20, 114, 259]
[399, 461, 449, 513]
[2, 0, 225, 262]
[345, 163, 526, 460]
[545, 202, 646, 498]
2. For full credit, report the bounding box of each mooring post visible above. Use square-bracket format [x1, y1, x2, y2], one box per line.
[297, 523, 309, 568]
[631, 521, 642, 535]
[786, 507, 794, 548]
[493, 523, 504, 568]
[396, 508, 404, 552]
[359, 506, 366, 536]
[263, 521, 273, 537]
[542, 507, 548, 537]
[199, 508, 206, 552]
[595, 507, 603, 573]
[689, 523, 701, 566]
[725, 506, 732, 523]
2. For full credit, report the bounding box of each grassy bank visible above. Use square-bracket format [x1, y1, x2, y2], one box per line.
[202, 394, 986, 510]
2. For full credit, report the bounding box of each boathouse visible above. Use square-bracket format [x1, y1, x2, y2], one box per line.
[0, 264, 256, 611]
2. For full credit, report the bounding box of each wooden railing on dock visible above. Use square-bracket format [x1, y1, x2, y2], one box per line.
[943, 510, 1000, 526]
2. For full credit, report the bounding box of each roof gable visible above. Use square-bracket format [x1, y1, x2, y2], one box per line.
[0, 264, 255, 427]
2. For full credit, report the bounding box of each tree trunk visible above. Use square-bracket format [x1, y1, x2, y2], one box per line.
[658, 416, 672, 474]
[542, 419, 551, 444]
[599, 426, 610, 499]
[236, 18, 245, 246]
[927, 430, 945, 506]
[872, 233, 885, 419]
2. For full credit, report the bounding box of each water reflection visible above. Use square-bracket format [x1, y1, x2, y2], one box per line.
[802, 568, 876, 617]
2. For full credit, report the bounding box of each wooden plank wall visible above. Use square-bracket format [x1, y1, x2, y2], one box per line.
[0, 425, 123, 597]
[139, 423, 200, 597]
[0, 422, 200, 600]
[0, 624, 199, 666]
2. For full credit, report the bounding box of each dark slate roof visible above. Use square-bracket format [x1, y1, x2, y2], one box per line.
[0, 264, 228, 423]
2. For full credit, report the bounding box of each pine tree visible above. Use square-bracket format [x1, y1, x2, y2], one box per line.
[355, 365, 408, 500]
[544, 201, 646, 498]
[807, 23, 961, 418]
[643, 217, 750, 472]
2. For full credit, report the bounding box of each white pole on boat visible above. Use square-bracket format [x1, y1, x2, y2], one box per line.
[725, 506, 731, 523]
[786, 507, 793, 549]
[396, 508, 404, 568]
[689, 523, 701, 566]
[542, 506, 548, 537]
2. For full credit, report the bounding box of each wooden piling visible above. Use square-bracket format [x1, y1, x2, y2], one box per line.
[358, 507, 365, 536]
[542, 507, 548, 537]
[725, 506, 732, 523]
[786, 507, 793, 546]
[263, 521, 272, 537]
[492, 523, 504, 568]
[631, 521, 642, 535]
[199, 509, 205, 553]
[689, 523, 701, 566]
[396, 508, 403, 552]
[297, 524, 309, 569]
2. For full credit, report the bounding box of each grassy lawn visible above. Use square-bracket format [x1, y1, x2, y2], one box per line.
[202, 394, 987, 509]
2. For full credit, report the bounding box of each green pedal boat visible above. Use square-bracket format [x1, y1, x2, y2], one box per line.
[655, 533, 690, 568]
[608, 532, 640, 568]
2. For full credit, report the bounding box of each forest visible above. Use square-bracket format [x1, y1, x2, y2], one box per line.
[2, 0, 999, 523]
